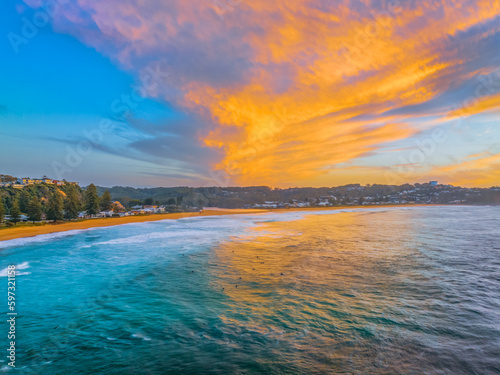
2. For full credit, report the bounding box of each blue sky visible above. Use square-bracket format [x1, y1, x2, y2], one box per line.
[0, 0, 218, 187]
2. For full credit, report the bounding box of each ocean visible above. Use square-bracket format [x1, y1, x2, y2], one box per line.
[0, 206, 499, 374]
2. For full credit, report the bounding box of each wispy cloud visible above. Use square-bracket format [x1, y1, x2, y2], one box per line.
[431, 151, 500, 186]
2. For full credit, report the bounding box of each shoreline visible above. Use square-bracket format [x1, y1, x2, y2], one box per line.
[0, 209, 269, 242]
[0, 204, 450, 242]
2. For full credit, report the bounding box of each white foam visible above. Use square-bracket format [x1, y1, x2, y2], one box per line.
[80, 208, 382, 247]
[131, 332, 151, 341]
[0, 230, 87, 249]
[0, 262, 30, 277]
[96, 229, 221, 245]
[0, 206, 430, 250]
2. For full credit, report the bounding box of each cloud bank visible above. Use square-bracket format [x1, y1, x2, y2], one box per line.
[25, 0, 500, 186]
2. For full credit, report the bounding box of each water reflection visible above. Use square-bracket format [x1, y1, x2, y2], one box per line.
[208, 209, 500, 373]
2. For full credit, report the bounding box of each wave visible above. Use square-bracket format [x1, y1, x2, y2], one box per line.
[0, 206, 436, 250]
[96, 230, 219, 245]
[0, 212, 262, 249]
[0, 230, 88, 250]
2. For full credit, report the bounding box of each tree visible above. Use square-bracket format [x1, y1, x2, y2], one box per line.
[99, 190, 113, 211]
[46, 192, 64, 222]
[19, 189, 31, 213]
[27, 197, 42, 223]
[84, 184, 100, 216]
[176, 196, 183, 206]
[64, 187, 81, 220]
[0, 199, 5, 224]
[117, 196, 131, 208]
[9, 200, 21, 225]
[144, 197, 154, 206]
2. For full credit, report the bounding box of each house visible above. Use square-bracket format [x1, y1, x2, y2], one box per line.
[318, 196, 334, 206]
[41, 176, 54, 184]
[296, 202, 311, 207]
[4, 214, 28, 221]
[22, 177, 35, 185]
[253, 201, 278, 208]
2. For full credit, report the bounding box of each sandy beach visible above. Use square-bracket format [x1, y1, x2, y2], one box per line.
[0, 205, 441, 242]
[0, 209, 267, 242]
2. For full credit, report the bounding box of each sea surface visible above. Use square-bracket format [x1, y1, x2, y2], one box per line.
[0, 206, 499, 374]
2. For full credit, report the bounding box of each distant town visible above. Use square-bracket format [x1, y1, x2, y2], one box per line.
[0, 175, 78, 188]
[0, 173, 498, 225]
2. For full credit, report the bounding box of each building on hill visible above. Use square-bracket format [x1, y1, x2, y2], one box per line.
[7, 176, 79, 187]
[22, 178, 35, 185]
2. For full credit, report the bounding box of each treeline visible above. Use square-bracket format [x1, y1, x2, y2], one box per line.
[1, 181, 498, 226]
[0, 184, 114, 225]
[98, 183, 500, 208]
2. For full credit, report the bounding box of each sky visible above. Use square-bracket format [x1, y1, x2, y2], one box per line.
[0, 0, 499, 188]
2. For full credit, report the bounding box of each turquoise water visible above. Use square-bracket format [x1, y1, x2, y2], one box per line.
[1, 206, 499, 374]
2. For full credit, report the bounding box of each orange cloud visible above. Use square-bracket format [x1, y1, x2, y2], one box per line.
[43, 0, 500, 186]
[449, 92, 500, 118]
[431, 152, 500, 187]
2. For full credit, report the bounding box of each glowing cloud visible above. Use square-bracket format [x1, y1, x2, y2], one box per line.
[432, 152, 500, 186]
[27, 0, 500, 186]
